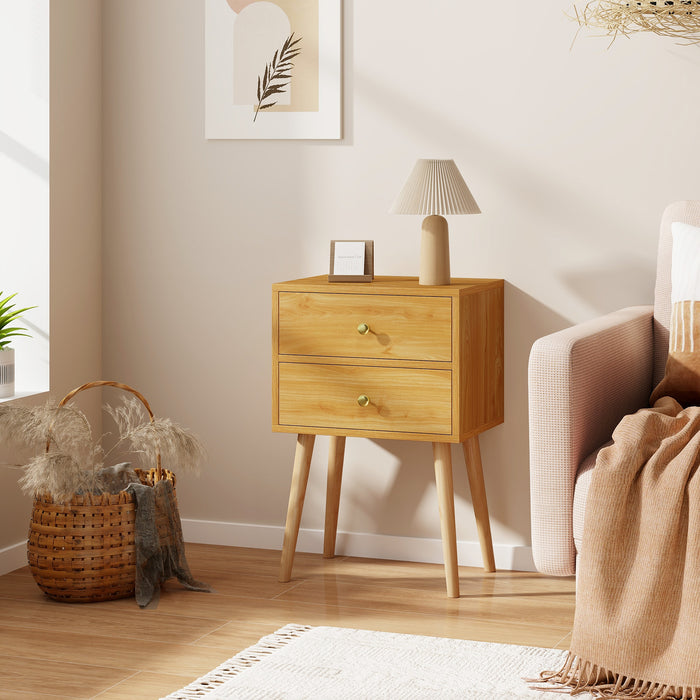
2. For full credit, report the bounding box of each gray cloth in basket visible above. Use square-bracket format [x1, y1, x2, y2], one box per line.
[98, 462, 139, 493]
[125, 479, 211, 607]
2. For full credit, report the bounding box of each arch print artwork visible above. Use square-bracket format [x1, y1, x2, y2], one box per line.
[205, 0, 342, 139]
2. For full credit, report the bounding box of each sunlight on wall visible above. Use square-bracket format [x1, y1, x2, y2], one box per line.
[0, 0, 49, 396]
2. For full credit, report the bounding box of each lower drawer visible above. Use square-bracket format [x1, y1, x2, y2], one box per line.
[277, 362, 452, 435]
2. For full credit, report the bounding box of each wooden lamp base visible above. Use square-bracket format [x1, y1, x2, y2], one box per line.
[420, 215, 451, 285]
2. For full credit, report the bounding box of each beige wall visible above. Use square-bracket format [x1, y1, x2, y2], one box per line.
[0, 1, 102, 555]
[98, 1, 699, 564]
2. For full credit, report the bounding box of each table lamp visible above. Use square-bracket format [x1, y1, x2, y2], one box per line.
[390, 159, 481, 285]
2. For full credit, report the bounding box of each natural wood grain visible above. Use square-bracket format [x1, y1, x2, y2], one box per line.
[278, 291, 452, 361]
[278, 363, 452, 437]
[272, 276, 504, 443]
[457, 282, 505, 437]
[0, 655, 129, 699]
[274, 275, 502, 296]
[272, 276, 504, 593]
[274, 576, 577, 628]
[279, 434, 316, 582]
[95, 672, 195, 700]
[0, 545, 575, 698]
[0, 596, 223, 644]
[197, 596, 574, 649]
[463, 436, 496, 573]
[432, 442, 460, 597]
[324, 435, 346, 558]
[0, 624, 230, 677]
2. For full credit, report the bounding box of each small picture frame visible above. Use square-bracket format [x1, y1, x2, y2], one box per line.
[329, 240, 374, 283]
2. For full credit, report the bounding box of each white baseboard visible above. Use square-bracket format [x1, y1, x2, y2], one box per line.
[181, 519, 535, 572]
[0, 541, 27, 576]
[0, 524, 535, 575]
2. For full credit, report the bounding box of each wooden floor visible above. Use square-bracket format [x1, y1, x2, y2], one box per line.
[0, 544, 576, 699]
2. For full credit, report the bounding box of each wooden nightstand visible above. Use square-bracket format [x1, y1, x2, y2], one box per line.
[272, 275, 504, 597]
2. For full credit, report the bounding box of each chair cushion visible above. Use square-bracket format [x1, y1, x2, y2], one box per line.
[651, 222, 700, 406]
[653, 202, 700, 387]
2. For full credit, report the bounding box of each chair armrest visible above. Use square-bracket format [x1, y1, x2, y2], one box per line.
[528, 305, 654, 576]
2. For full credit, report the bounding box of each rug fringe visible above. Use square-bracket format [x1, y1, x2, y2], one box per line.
[533, 651, 700, 700]
[160, 623, 313, 699]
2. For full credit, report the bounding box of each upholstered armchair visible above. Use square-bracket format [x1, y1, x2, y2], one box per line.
[528, 201, 700, 577]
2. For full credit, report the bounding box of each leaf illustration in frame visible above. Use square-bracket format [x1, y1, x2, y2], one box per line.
[253, 32, 302, 123]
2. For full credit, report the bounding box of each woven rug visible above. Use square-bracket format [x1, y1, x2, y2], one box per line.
[163, 624, 591, 699]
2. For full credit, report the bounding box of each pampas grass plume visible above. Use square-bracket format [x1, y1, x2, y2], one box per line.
[105, 397, 206, 474]
[2, 394, 205, 501]
[19, 453, 102, 502]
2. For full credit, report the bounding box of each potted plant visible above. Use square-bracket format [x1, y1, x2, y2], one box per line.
[0, 291, 36, 399]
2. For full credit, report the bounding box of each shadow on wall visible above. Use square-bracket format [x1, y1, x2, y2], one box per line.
[482, 283, 570, 537]
[329, 282, 571, 544]
[353, 65, 636, 261]
[560, 255, 655, 317]
[0, 130, 48, 181]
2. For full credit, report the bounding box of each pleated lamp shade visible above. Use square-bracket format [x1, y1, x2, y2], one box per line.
[390, 159, 480, 216]
[390, 159, 480, 285]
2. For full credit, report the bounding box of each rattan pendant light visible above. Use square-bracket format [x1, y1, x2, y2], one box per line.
[573, 1, 700, 44]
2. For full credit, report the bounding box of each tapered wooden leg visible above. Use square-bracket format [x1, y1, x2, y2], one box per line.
[433, 442, 460, 598]
[462, 435, 496, 573]
[279, 434, 316, 582]
[324, 435, 346, 558]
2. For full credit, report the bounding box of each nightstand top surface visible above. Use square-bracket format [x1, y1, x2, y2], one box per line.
[274, 275, 503, 296]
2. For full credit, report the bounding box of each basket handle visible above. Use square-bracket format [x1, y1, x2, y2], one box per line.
[47, 380, 163, 479]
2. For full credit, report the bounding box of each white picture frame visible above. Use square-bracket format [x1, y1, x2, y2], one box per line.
[205, 0, 342, 140]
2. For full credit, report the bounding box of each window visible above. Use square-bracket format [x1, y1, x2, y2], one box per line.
[0, 0, 49, 397]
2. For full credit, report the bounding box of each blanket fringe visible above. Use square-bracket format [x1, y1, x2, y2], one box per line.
[534, 652, 700, 700]
[161, 623, 313, 699]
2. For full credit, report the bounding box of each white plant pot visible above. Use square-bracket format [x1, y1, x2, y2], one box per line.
[0, 348, 15, 398]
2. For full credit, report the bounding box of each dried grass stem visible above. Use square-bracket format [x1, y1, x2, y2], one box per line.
[0, 396, 205, 502]
[572, 0, 700, 44]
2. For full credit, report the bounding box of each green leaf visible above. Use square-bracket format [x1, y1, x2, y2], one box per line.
[0, 308, 34, 328]
[0, 315, 21, 330]
[0, 329, 30, 338]
[0, 293, 17, 315]
[0, 291, 36, 343]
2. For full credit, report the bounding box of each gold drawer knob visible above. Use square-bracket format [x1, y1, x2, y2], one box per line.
[357, 323, 370, 335]
[357, 394, 370, 407]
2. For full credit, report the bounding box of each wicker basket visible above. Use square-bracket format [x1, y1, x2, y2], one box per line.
[26, 381, 176, 604]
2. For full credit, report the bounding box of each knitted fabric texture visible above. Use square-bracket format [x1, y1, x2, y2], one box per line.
[543, 395, 700, 698]
[126, 479, 211, 607]
[164, 625, 576, 700]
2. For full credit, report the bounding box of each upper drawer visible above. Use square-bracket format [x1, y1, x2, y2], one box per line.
[277, 292, 452, 361]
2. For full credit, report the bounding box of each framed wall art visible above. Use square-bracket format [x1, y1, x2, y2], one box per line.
[205, 0, 342, 140]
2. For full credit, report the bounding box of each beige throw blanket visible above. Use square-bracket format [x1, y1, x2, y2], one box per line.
[544, 396, 700, 699]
